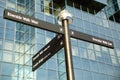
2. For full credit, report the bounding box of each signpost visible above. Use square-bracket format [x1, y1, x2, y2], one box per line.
[3, 9, 114, 80]
[57, 10, 75, 80]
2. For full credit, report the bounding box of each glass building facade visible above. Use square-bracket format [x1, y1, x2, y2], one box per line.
[0, 0, 120, 80]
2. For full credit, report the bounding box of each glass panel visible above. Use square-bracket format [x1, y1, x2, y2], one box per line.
[1, 76, 11, 80]
[73, 56, 81, 69]
[4, 40, 14, 50]
[0, 50, 2, 61]
[72, 46, 79, 56]
[111, 55, 117, 65]
[0, 39, 3, 49]
[94, 44, 101, 51]
[83, 70, 92, 80]
[79, 47, 87, 59]
[105, 64, 114, 76]
[98, 62, 106, 74]
[88, 49, 95, 60]
[89, 60, 98, 72]
[6, 20, 15, 30]
[3, 51, 13, 62]
[37, 69, 47, 80]
[37, 33, 45, 44]
[81, 58, 90, 70]
[0, 7, 4, 17]
[48, 70, 57, 80]
[47, 58, 57, 70]
[92, 72, 99, 80]
[0, 27, 4, 38]
[45, 15, 54, 23]
[75, 9, 82, 19]
[74, 69, 83, 80]
[84, 21, 91, 31]
[99, 74, 108, 80]
[5, 29, 14, 40]
[7, 0, 16, 9]
[1, 63, 13, 76]
[82, 12, 89, 21]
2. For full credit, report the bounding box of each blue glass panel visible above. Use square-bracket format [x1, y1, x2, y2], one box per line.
[73, 56, 81, 69]
[1, 63, 13, 76]
[83, 70, 92, 80]
[75, 9, 82, 19]
[37, 69, 47, 80]
[1, 76, 11, 80]
[84, 21, 90, 31]
[89, 60, 98, 72]
[5, 29, 14, 40]
[45, 15, 54, 23]
[48, 70, 57, 80]
[114, 66, 120, 77]
[0, 39, 3, 49]
[0, 50, 2, 61]
[74, 69, 83, 80]
[76, 18, 83, 28]
[47, 58, 57, 70]
[0, 27, 4, 38]
[37, 33, 45, 44]
[72, 46, 79, 56]
[81, 58, 90, 70]
[98, 62, 106, 74]
[99, 74, 108, 80]
[79, 47, 87, 59]
[92, 72, 100, 80]
[0, 7, 4, 17]
[105, 64, 114, 76]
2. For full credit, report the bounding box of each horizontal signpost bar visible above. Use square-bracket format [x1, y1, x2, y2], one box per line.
[3, 9, 114, 49]
[4, 9, 64, 34]
[70, 30, 114, 49]
[32, 34, 64, 71]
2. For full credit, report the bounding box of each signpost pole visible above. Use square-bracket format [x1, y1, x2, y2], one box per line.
[63, 19, 75, 80]
[58, 10, 75, 80]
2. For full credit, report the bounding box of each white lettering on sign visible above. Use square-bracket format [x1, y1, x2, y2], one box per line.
[23, 17, 30, 22]
[38, 52, 51, 64]
[102, 40, 107, 44]
[31, 19, 38, 25]
[7, 12, 22, 20]
[108, 42, 112, 46]
[33, 62, 38, 68]
[33, 54, 39, 61]
[92, 37, 113, 46]
[33, 45, 50, 61]
[7, 11, 39, 25]
[92, 37, 102, 43]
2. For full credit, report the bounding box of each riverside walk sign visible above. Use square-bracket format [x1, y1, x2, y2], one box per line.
[4, 9, 114, 71]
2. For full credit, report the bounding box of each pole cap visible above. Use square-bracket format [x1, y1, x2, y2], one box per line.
[57, 10, 73, 25]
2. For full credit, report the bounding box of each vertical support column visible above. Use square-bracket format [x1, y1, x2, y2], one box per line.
[62, 19, 75, 80]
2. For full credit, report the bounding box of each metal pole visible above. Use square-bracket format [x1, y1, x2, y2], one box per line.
[62, 19, 75, 80]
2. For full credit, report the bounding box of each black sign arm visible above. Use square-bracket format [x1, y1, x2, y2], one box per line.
[32, 35, 64, 71]
[70, 30, 114, 49]
[4, 9, 64, 34]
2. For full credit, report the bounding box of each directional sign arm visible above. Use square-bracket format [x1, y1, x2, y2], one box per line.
[32, 34, 64, 71]
[70, 30, 114, 48]
[4, 9, 64, 34]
